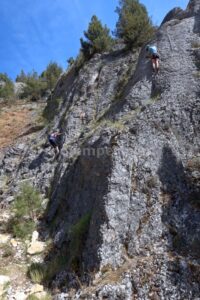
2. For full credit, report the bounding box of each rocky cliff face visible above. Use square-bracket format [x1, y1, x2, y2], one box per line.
[0, 0, 200, 299]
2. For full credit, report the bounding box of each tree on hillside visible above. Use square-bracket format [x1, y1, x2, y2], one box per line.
[16, 70, 27, 83]
[41, 62, 63, 91]
[81, 15, 113, 59]
[115, 0, 154, 49]
[0, 73, 14, 101]
[17, 63, 62, 101]
[21, 71, 46, 101]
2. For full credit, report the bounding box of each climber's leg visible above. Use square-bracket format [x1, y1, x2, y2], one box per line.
[155, 58, 159, 73]
[152, 56, 159, 73]
[151, 58, 156, 72]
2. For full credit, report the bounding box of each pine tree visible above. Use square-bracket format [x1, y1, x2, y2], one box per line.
[0, 73, 14, 101]
[21, 70, 46, 101]
[16, 70, 26, 82]
[115, 0, 154, 49]
[41, 62, 63, 91]
[81, 15, 113, 59]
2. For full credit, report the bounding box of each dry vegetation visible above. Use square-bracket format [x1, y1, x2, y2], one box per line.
[0, 101, 45, 149]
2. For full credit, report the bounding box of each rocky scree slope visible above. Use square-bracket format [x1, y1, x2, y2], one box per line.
[0, 0, 200, 298]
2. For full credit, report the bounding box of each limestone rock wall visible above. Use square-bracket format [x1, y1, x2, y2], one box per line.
[0, 0, 200, 298]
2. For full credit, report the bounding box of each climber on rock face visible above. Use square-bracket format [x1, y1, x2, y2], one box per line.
[48, 131, 62, 157]
[146, 44, 160, 73]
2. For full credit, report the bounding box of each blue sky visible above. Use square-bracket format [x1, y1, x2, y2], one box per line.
[0, 0, 188, 80]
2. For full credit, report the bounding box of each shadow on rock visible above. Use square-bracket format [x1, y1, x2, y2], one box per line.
[29, 151, 51, 170]
[158, 145, 200, 258]
[39, 140, 112, 289]
[193, 6, 200, 33]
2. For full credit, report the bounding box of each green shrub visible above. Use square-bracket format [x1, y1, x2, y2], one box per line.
[115, 0, 155, 49]
[16, 69, 27, 83]
[27, 293, 52, 300]
[44, 255, 67, 282]
[69, 213, 91, 271]
[28, 255, 67, 284]
[41, 62, 63, 91]
[20, 71, 47, 101]
[28, 214, 92, 284]
[191, 41, 200, 48]
[12, 220, 35, 239]
[26, 295, 39, 300]
[81, 15, 113, 59]
[27, 262, 46, 283]
[16, 62, 62, 101]
[10, 183, 42, 239]
[193, 71, 200, 78]
[13, 183, 42, 220]
[0, 73, 14, 101]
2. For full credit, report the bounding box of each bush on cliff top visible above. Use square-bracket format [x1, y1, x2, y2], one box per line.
[81, 15, 113, 59]
[115, 0, 155, 49]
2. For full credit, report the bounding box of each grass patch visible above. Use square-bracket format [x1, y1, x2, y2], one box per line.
[104, 119, 125, 131]
[101, 264, 113, 275]
[12, 220, 35, 239]
[193, 71, 200, 79]
[26, 295, 39, 300]
[27, 263, 45, 284]
[191, 41, 200, 48]
[69, 213, 91, 272]
[27, 293, 52, 300]
[27, 255, 68, 284]
[149, 94, 161, 103]
[6, 183, 43, 240]
[45, 255, 67, 282]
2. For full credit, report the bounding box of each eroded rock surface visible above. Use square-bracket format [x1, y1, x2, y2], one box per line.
[0, 0, 200, 299]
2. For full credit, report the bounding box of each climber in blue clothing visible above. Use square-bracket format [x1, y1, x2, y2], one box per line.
[146, 45, 160, 73]
[48, 131, 62, 157]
